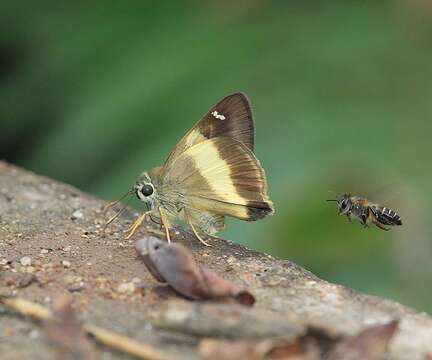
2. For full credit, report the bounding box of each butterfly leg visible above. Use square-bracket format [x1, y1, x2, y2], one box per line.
[125, 211, 150, 239]
[146, 228, 166, 237]
[185, 211, 212, 247]
[190, 222, 212, 247]
[158, 207, 172, 242]
[103, 200, 118, 213]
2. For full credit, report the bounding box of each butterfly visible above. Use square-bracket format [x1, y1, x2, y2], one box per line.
[106, 93, 274, 246]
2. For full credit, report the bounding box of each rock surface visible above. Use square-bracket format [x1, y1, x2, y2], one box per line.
[0, 161, 431, 359]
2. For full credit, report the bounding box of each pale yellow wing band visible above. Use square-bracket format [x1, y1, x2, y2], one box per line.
[163, 137, 274, 221]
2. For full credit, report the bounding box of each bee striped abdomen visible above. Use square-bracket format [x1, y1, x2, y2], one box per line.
[371, 206, 402, 226]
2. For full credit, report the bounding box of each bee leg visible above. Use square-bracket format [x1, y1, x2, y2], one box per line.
[361, 211, 369, 228]
[373, 220, 389, 231]
[346, 213, 352, 222]
[158, 207, 172, 242]
[125, 211, 149, 239]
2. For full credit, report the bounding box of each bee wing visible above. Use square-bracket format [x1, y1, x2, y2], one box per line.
[163, 93, 254, 170]
[162, 137, 274, 221]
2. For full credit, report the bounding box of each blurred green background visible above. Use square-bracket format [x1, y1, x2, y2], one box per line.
[1, 1, 431, 312]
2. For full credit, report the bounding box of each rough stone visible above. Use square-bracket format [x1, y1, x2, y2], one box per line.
[0, 161, 431, 360]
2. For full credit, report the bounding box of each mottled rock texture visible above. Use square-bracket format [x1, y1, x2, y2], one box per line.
[0, 161, 431, 359]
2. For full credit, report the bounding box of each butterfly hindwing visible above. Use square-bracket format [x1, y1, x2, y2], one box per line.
[163, 93, 254, 170]
[163, 137, 273, 221]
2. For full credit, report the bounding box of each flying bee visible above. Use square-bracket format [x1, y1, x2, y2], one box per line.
[327, 194, 402, 231]
[105, 93, 274, 246]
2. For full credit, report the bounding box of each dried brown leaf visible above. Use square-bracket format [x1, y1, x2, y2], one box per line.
[43, 295, 98, 360]
[199, 268, 255, 306]
[327, 320, 399, 360]
[135, 236, 255, 306]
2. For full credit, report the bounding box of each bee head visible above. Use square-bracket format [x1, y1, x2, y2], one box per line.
[327, 193, 352, 215]
[134, 172, 156, 206]
[337, 194, 352, 215]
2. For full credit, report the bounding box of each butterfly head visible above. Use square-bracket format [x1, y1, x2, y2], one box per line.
[134, 172, 157, 208]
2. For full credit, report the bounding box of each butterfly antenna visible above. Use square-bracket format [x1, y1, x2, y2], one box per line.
[105, 195, 133, 227]
[103, 190, 134, 213]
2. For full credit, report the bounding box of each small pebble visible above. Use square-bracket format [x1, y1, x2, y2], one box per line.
[29, 329, 39, 339]
[62, 260, 71, 268]
[117, 282, 136, 294]
[68, 283, 85, 292]
[20, 256, 32, 266]
[71, 210, 84, 220]
[40, 249, 49, 254]
[64, 275, 82, 285]
[227, 256, 237, 264]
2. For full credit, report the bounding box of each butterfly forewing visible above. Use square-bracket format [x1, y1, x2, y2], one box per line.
[162, 137, 273, 221]
[163, 93, 254, 171]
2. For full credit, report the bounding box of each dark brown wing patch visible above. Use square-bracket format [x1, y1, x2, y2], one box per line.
[163, 93, 254, 170]
[198, 93, 254, 151]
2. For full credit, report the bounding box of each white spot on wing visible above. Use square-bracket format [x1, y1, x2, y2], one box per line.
[211, 110, 226, 120]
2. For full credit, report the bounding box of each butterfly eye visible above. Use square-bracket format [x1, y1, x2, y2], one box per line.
[140, 184, 154, 197]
